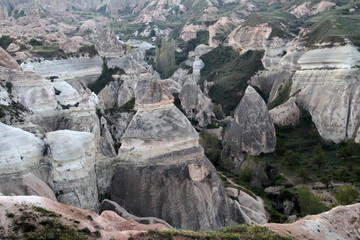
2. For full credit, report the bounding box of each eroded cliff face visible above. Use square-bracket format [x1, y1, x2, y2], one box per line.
[111, 81, 248, 231]
[290, 45, 360, 143]
[0, 196, 169, 239]
[222, 86, 276, 172]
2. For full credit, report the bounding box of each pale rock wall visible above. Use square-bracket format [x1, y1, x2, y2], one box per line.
[298, 45, 360, 69]
[0, 123, 44, 175]
[1, 68, 57, 113]
[20, 56, 103, 81]
[291, 68, 360, 143]
[46, 130, 98, 209]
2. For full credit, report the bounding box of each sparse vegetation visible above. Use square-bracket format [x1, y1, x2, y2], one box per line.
[200, 46, 264, 113]
[146, 225, 292, 240]
[88, 60, 125, 94]
[335, 185, 359, 205]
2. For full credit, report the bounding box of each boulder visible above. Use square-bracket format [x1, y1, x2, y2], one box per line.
[222, 86, 276, 172]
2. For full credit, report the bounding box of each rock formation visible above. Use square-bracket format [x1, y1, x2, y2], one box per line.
[265, 203, 360, 240]
[269, 97, 301, 127]
[0, 195, 169, 240]
[46, 130, 98, 210]
[291, 45, 360, 143]
[95, 28, 125, 58]
[222, 86, 276, 172]
[179, 78, 215, 127]
[0, 47, 20, 70]
[111, 80, 243, 231]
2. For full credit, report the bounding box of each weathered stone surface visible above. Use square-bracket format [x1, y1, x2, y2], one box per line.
[111, 156, 233, 231]
[222, 86, 276, 171]
[46, 130, 98, 209]
[269, 97, 301, 127]
[100, 199, 173, 228]
[51, 81, 82, 106]
[227, 24, 272, 53]
[298, 45, 360, 69]
[291, 68, 360, 143]
[0, 47, 20, 70]
[21, 56, 103, 81]
[179, 78, 215, 127]
[265, 203, 360, 240]
[0, 123, 44, 176]
[112, 80, 245, 231]
[225, 187, 268, 224]
[0, 196, 169, 240]
[95, 28, 125, 57]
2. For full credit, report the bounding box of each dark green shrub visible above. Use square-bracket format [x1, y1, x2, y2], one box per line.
[335, 185, 358, 205]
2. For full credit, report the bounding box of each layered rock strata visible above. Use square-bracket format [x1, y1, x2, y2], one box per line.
[111, 81, 242, 231]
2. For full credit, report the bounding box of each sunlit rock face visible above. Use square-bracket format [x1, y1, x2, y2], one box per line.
[222, 86, 276, 172]
[111, 80, 245, 231]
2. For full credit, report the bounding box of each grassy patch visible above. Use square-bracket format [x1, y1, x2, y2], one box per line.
[30, 45, 68, 59]
[200, 46, 264, 113]
[146, 225, 292, 240]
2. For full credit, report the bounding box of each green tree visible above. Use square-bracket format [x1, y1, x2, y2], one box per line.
[312, 144, 325, 169]
[333, 166, 348, 181]
[284, 150, 300, 168]
[154, 38, 177, 78]
[297, 185, 329, 216]
[335, 185, 359, 205]
[297, 168, 309, 183]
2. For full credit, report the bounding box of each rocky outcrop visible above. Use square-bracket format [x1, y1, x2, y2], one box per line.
[0, 47, 20, 70]
[291, 68, 360, 143]
[100, 199, 173, 228]
[265, 203, 360, 240]
[290, 1, 335, 18]
[0, 67, 57, 114]
[95, 28, 125, 58]
[179, 78, 215, 127]
[21, 56, 103, 82]
[227, 24, 272, 53]
[0, 196, 169, 240]
[111, 80, 244, 231]
[222, 86, 276, 172]
[289, 46, 360, 143]
[269, 97, 300, 127]
[225, 187, 268, 225]
[46, 130, 98, 210]
[298, 45, 360, 69]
